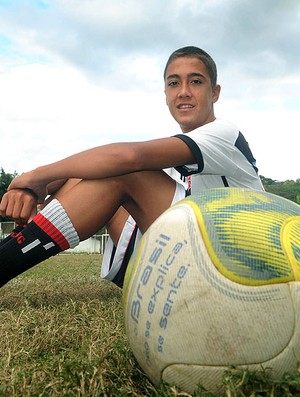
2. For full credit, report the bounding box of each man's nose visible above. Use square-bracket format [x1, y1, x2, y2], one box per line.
[178, 82, 191, 97]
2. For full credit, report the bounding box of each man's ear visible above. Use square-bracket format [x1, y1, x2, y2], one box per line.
[212, 84, 221, 103]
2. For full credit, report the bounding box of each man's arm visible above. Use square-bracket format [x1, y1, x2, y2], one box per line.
[7, 137, 194, 202]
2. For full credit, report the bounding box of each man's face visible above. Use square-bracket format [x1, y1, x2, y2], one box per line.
[164, 56, 220, 133]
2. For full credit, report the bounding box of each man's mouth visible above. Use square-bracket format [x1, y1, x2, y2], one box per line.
[177, 104, 194, 109]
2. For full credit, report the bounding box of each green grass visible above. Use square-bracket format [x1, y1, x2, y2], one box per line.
[0, 254, 300, 396]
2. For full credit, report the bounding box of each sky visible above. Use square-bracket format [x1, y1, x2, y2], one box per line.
[0, 0, 299, 181]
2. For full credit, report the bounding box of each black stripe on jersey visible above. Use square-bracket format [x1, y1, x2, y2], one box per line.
[173, 134, 204, 176]
[235, 132, 258, 173]
[221, 176, 229, 186]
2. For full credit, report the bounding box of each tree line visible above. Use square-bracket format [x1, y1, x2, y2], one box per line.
[260, 176, 300, 204]
[0, 168, 300, 221]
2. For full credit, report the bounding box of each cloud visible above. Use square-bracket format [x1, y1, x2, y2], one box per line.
[1, 0, 300, 82]
[0, 0, 299, 180]
[0, 59, 172, 174]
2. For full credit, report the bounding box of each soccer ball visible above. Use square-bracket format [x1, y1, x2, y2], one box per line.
[123, 188, 300, 394]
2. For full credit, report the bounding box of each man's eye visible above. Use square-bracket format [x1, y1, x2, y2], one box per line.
[192, 79, 202, 84]
[168, 81, 178, 87]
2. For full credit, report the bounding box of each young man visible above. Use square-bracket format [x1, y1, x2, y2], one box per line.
[0, 46, 264, 288]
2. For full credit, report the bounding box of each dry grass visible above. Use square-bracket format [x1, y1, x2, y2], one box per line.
[0, 254, 300, 396]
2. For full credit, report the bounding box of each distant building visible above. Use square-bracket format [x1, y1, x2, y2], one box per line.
[67, 234, 109, 254]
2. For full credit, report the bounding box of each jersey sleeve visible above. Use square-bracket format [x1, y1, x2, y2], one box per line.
[173, 120, 257, 178]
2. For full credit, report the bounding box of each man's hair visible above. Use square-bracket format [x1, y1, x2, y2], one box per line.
[163, 46, 217, 88]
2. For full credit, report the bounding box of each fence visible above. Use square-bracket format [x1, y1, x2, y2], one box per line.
[0, 222, 109, 254]
[0, 221, 15, 239]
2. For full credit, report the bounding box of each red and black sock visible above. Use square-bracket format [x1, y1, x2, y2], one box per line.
[0, 199, 79, 287]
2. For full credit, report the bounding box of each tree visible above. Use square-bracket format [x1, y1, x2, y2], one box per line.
[260, 176, 278, 186]
[0, 168, 18, 221]
[261, 175, 300, 203]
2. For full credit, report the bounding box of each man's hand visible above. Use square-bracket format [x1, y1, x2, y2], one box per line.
[7, 171, 48, 203]
[0, 189, 38, 225]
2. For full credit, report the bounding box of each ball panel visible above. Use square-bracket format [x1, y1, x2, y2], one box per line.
[123, 238, 145, 302]
[123, 188, 300, 394]
[163, 341, 300, 395]
[162, 364, 225, 394]
[282, 217, 300, 279]
[183, 189, 300, 285]
[124, 202, 295, 387]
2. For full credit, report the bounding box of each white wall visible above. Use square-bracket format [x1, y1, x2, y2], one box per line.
[67, 234, 109, 254]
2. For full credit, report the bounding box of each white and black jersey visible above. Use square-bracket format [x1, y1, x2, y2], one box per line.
[174, 119, 264, 193]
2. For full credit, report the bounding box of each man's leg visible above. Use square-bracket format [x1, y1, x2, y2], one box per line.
[40, 178, 82, 209]
[106, 207, 130, 246]
[0, 170, 176, 286]
[55, 170, 176, 240]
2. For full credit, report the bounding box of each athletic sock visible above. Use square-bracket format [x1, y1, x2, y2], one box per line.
[0, 199, 79, 287]
[0, 224, 25, 247]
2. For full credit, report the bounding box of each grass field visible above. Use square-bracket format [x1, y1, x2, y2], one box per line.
[0, 253, 300, 397]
